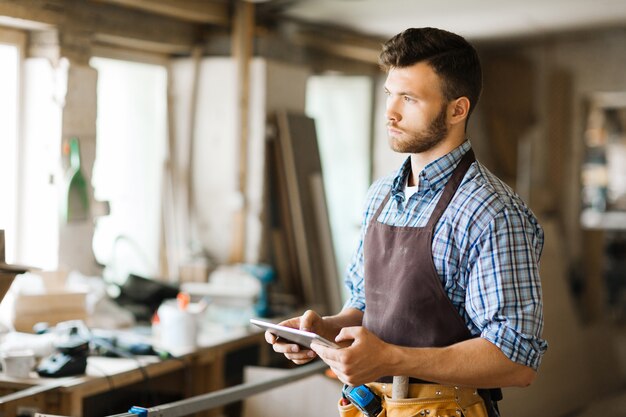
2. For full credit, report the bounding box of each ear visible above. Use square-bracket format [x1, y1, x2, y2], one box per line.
[448, 97, 470, 126]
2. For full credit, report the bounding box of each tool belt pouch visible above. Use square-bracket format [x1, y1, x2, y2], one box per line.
[338, 399, 385, 417]
[338, 384, 488, 417]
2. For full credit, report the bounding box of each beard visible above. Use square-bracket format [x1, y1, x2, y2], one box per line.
[387, 103, 449, 154]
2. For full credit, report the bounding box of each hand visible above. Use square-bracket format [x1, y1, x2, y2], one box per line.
[265, 310, 330, 365]
[310, 326, 393, 386]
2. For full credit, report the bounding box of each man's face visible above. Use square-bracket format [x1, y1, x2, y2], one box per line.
[384, 62, 450, 154]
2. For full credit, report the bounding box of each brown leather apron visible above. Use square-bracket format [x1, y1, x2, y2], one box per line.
[361, 149, 501, 417]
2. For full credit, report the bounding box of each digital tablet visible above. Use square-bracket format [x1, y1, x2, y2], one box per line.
[250, 318, 340, 349]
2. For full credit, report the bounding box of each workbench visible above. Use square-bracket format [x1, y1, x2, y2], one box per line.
[0, 327, 269, 417]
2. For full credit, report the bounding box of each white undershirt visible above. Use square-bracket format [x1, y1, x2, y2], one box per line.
[405, 175, 419, 199]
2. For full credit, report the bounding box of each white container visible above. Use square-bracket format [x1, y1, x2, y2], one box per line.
[157, 301, 197, 352]
[1, 349, 35, 378]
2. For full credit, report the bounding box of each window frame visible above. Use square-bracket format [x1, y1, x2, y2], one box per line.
[0, 26, 27, 263]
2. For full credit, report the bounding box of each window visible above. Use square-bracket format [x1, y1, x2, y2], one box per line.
[0, 27, 34, 265]
[581, 92, 626, 229]
[90, 57, 168, 284]
[0, 41, 19, 262]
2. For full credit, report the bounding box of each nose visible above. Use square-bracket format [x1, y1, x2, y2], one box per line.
[385, 97, 401, 123]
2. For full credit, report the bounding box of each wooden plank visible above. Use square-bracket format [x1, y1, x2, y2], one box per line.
[275, 112, 317, 308]
[309, 173, 342, 313]
[229, 1, 255, 263]
[275, 111, 337, 314]
[183, 46, 203, 272]
[547, 69, 572, 220]
[268, 136, 303, 303]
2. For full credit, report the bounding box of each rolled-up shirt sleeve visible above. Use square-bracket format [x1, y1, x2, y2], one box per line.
[466, 205, 548, 370]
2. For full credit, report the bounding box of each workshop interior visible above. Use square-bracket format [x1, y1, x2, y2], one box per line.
[0, 0, 626, 416]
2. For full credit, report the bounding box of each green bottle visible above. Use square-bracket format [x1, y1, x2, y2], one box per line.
[63, 137, 90, 222]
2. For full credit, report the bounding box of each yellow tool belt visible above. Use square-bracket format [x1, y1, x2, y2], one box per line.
[338, 382, 488, 417]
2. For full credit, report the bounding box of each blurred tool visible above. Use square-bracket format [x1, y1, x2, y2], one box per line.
[37, 324, 89, 377]
[90, 327, 158, 357]
[242, 264, 275, 317]
[112, 273, 180, 323]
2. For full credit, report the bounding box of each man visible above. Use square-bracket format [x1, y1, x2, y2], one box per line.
[266, 27, 547, 417]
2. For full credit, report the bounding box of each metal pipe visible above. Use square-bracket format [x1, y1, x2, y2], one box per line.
[108, 361, 329, 417]
[0, 378, 75, 404]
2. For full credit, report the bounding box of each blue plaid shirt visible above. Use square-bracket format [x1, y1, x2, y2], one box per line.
[344, 141, 548, 370]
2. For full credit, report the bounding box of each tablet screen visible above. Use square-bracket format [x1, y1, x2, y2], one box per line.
[250, 318, 340, 349]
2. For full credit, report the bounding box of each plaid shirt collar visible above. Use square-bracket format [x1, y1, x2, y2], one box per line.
[391, 140, 472, 202]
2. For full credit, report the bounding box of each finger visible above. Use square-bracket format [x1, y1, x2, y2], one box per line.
[272, 342, 302, 354]
[299, 310, 319, 331]
[310, 342, 341, 362]
[284, 350, 317, 362]
[336, 326, 359, 343]
[278, 316, 301, 328]
[265, 331, 278, 344]
[292, 357, 315, 365]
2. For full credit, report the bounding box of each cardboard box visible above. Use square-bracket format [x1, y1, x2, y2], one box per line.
[12, 270, 87, 333]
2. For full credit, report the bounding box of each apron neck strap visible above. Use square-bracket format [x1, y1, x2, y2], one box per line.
[372, 148, 476, 227]
[425, 148, 475, 230]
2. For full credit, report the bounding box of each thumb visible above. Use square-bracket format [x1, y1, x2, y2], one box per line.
[300, 310, 320, 332]
[336, 326, 359, 343]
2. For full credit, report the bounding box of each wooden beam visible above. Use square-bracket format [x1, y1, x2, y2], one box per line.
[547, 69, 572, 220]
[0, 0, 201, 53]
[291, 28, 382, 64]
[482, 54, 535, 186]
[91, 0, 229, 25]
[92, 33, 193, 55]
[229, 0, 255, 263]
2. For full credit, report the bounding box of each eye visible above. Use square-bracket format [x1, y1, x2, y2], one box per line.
[403, 96, 415, 103]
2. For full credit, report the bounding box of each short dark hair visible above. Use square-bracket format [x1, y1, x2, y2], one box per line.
[379, 27, 482, 118]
